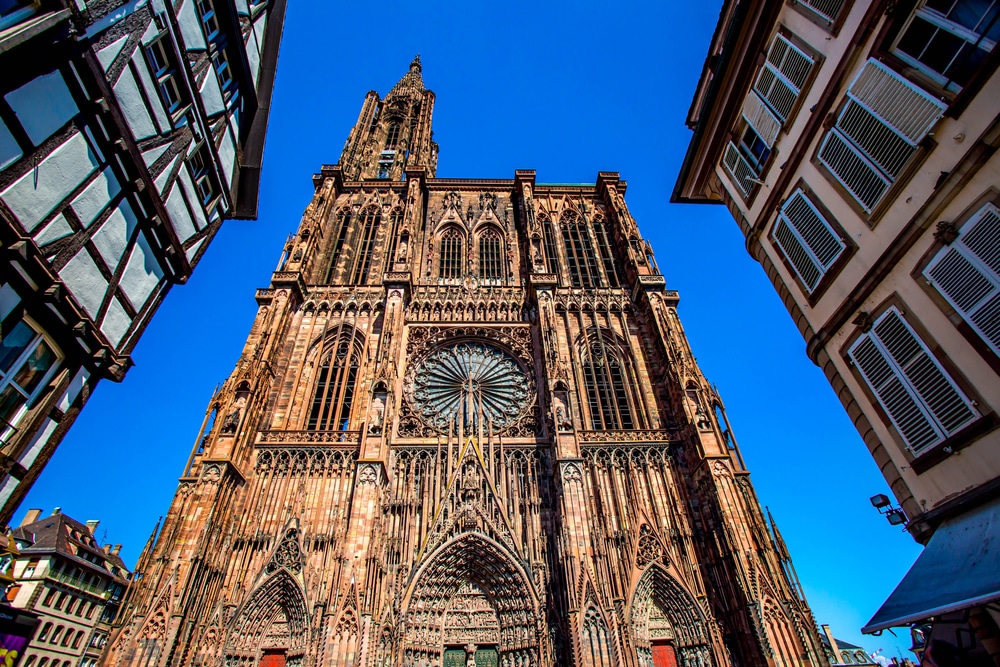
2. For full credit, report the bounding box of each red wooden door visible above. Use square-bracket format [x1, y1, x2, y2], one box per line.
[651, 643, 678, 667]
[259, 650, 286, 667]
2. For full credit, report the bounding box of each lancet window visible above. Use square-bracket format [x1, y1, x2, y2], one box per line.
[541, 213, 559, 274]
[325, 208, 352, 283]
[350, 207, 381, 284]
[385, 122, 400, 149]
[479, 228, 504, 280]
[384, 208, 403, 271]
[308, 331, 360, 431]
[581, 608, 615, 667]
[580, 331, 638, 430]
[439, 227, 464, 279]
[594, 218, 622, 287]
[562, 213, 601, 288]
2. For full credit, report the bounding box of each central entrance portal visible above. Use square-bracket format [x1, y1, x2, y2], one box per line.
[442, 646, 499, 667]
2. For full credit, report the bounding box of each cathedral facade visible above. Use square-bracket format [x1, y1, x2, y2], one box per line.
[104, 58, 826, 667]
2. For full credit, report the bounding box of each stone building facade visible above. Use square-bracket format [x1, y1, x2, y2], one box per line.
[0, 0, 286, 523]
[672, 0, 1000, 648]
[104, 59, 826, 667]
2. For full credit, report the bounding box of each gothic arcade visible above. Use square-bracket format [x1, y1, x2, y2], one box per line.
[105, 58, 826, 667]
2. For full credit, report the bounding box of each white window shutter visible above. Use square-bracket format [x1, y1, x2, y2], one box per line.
[848, 59, 946, 144]
[794, 0, 846, 23]
[723, 142, 756, 197]
[925, 203, 1000, 355]
[772, 189, 845, 291]
[818, 129, 890, 212]
[754, 34, 813, 122]
[850, 307, 977, 454]
[741, 91, 781, 147]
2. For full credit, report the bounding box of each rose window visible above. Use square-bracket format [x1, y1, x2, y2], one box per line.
[410, 342, 530, 434]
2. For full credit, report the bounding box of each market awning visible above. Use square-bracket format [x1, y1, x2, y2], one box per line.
[863, 495, 1000, 633]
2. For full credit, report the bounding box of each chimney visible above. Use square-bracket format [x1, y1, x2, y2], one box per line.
[821, 624, 842, 664]
[111, 545, 121, 556]
[52, 507, 61, 516]
[103, 545, 111, 554]
[85, 520, 100, 535]
[19, 509, 42, 527]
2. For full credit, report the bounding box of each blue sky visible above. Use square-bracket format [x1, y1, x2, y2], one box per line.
[19, 0, 922, 659]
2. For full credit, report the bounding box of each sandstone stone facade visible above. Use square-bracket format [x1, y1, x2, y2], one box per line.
[103, 58, 826, 667]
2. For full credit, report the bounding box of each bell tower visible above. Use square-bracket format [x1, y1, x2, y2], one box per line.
[337, 55, 438, 181]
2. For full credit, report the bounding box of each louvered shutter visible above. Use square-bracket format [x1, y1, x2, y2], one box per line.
[772, 189, 845, 291]
[849, 307, 977, 453]
[754, 35, 814, 122]
[820, 59, 945, 211]
[723, 142, 756, 197]
[925, 203, 1000, 355]
[794, 0, 846, 23]
[742, 91, 781, 147]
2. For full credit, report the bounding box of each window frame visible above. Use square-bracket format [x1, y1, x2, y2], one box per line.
[0, 315, 61, 441]
[143, 33, 189, 126]
[438, 227, 464, 281]
[768, 183, 853, 302]
[843, 299, 990, 468]
[917, 192, 1000, 373]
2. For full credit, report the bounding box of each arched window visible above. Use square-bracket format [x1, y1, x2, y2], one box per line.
[42, 588, 56, 606]
[385, 122, 400, 149]
[540, 214, 559, 275]
[325, 208, 352, 283]
[479, 229, 504, 280]
[22, 656, 35, 667]
[439, 228, 463, 279]
[60, 630, 71, 647]
[350, 208, 381, 284]
[72, 630, 84, 649]
[55, 592, 67, 610]
[51, 626, 63, 644]
[561, 214, 600, 288]
[86, 602, 96, 619]
[37, 658, 48, 667]
[580, 607, 614, 667]
[593, 218, 622, 287]
[383, 208, 403, 272]
[581, 332, 636, 430]
[37, 622, 52, 641]
[308, 331, 360, 431]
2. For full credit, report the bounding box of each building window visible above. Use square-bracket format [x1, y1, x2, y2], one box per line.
[325, 208, 352, 283]
[561, 214, 600, 288]
[308, 331, 359, 431]
[541, 214, 560, 275]
[385, 122, 400, 149]
[771, 188, 846, 292]
[581, 332, 636, 430]
[349, 208, 381, 284]
[37, 622, 51, 641]
[849, 306, 978, 454]
[924, 202, 1000, 356]
[754, 34, 814, 123]
[892, 0, 999, 92]
[478, 229, 504, 280]
[439, 228, 463, 279]
[146, 36, 186, 123]
[383, 209, 403, 272]
[0, 318, 60, 436]
[187, 145, 218, 208]
[50, 626, 63, 644]
[793, 0, 846, 24]
[593, 219, 621, 287]
[212, 49, 235, 101]
[819, 59, 945, 212]
[196, 0, 220, 40]
[0, 0, 40, 31]
[71, 630, 83, 649]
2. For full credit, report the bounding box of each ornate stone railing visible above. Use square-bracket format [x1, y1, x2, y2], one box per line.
[577, 429, 673, 444]
[258, 430, 361, 446]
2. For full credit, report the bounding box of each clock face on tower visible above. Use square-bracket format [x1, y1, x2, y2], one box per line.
[409, 341, 530, 434]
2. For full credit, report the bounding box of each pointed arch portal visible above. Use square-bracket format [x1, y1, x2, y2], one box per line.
[401, 532, 539, 667]
[224, 570, 309, 667]
[630, 565, 716, 667]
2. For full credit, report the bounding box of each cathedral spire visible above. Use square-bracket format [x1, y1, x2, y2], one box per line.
[389, 55, 426, 97]
[337, 55, 437, 180]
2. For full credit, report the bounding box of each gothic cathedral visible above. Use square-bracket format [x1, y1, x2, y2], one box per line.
[105, 58, 827, 667]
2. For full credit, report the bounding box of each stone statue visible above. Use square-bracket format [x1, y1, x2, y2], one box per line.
[221, 395, 246, 434]
[368, 396, 385, 434]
